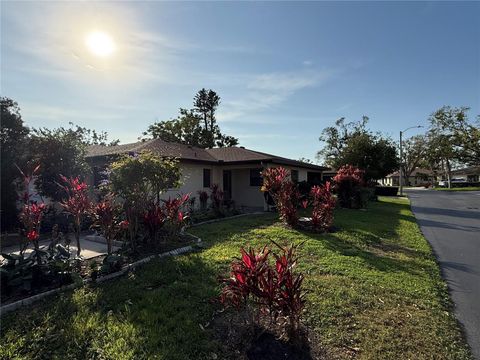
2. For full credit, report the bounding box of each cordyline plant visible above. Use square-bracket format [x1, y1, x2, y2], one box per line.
[197, 190, 209, 210]
[17, 165, 47, 263]
[210, 184, 224, 214]
[220, 242, 306, 341]
[261, 167, 300, 226]
[59, 175, 92, 256]
[91, 193, 127, 254]
[143, 201, 167, 246]
[333, 165, 365, 209]
[163, 194, 190, 238]
[304, 182, 336, 231]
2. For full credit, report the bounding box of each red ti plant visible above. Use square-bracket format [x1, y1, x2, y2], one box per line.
[163, 194, 190, 237]
[91, 193, 124, 254]
[220, 242, 306, 340]
[59, 176, 92, 256]
[308, 181, 336, 231]
[333, 165, 365, 208]
[210, 184, 224, 214]
[261, 167, 300, 226]
[17, 165, 47, 262]
[143, 201, 167, 246]
[197, 190, 209, 210]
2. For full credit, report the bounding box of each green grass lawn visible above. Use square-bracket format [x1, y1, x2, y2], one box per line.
[0, 198, 472, 359]
[435, 186, 480, 191]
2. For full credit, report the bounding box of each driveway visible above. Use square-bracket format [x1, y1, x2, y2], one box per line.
[407, 189, 480, 358]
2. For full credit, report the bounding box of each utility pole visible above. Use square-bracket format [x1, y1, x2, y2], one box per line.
[399, 125, 423, 197]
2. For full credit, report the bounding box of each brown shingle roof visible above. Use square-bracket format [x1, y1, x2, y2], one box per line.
[87, 139, 217, 163]
[86, 140, 326, 170]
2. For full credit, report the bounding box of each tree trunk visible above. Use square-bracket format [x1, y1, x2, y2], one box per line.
[446, 159, 452, 189]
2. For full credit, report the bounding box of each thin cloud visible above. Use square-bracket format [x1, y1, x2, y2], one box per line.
[219, 69, 336, 122]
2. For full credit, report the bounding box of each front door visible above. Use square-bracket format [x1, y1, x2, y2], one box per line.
[223, 170, 232, 200]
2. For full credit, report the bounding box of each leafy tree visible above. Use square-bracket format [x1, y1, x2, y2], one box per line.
[317, 117, 369, 165]
[0, 97, 30, 231]
[108, 151, 181, 250]
[29, 123, 118, 201]
[144, 89, 238, 148]
[401, 135, 428, 183]
[429, 106, 479, 166]
[317, 117, 398, 181]
[194, 88, 220, 135]
[108, 151, 181, 204]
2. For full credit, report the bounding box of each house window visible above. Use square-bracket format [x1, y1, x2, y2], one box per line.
[203, 169, 211, 188]
[250, 168, 263, 186]
[291, 170, 299, 183]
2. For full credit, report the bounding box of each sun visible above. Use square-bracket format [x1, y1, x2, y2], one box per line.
[85, 31, 115, 57]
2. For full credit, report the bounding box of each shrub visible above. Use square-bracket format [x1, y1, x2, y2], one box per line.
[163, 194, 190, 238]
[143, 201, 167, 246]
[17, 165, 47, 262]
[261, 167, 300, 226]
[59, 176, 92, 256]
[333, 165, 364, 209]
[197, 190, 209, 210]
[375, 186, 398, 196]
[108, 152, 181, 250]
[91, 193, 126, 254]
[220, 242, 306, 340]
[210, 184, 224, 215]
[308, 182, 336, 231]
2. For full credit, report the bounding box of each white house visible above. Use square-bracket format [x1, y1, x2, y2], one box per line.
[380, 168, 434, 187]
[86, 139, 328, 211]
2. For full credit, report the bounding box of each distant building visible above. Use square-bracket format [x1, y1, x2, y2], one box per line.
[380, 168, 434, 187]
[441, 166, 480, 183]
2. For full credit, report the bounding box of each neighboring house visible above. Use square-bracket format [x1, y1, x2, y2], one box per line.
[380, 168, 434, 187]
[440, 166, 480, 183]
[86, 139, 327, 211]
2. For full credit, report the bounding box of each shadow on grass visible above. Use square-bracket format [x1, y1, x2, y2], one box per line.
[0, 212, 295, 360]
[297, 199, 432, 276]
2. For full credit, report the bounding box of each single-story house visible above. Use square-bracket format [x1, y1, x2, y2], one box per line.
[446, 166, 480, 183]
[86, 139, 328, 211]
[380, 168, 434, 187]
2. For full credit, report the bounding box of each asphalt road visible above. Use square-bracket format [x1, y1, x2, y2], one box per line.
[407, 189, 480, 358]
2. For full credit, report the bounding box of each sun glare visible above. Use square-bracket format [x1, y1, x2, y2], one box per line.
[85, 31, 115, 57]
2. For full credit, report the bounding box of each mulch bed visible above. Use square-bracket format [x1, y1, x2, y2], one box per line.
[211, 307, 327, 360]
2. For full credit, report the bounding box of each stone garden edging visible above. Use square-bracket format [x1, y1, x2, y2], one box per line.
[0, 232, 202, 316]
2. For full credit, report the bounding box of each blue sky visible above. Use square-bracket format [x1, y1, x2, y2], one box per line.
[2, 1, 479, 162]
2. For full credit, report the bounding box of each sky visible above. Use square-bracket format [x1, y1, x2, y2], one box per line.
[1, 1, 479, 163]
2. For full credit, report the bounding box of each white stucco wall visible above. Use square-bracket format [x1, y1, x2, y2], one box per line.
[160, 163, 218, 208]
[230, 168, 265, 209]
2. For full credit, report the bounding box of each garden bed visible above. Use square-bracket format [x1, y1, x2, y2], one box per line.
[1, 232, 199, 308]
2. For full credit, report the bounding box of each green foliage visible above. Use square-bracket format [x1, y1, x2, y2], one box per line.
[28, 123, 118, 201]
[0, 199, 472, 359]
[109, 152, 181, 250]
[401, 134, 428, 180]
[109, 151, 181, 204]
[144, 89, 239, 148]
[428, 106, 479, 166]
[0, 97, 29, 231]
[317, 117, 398, 181]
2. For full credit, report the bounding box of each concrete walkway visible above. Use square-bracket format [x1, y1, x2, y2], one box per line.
[1, 235, 119, 260]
